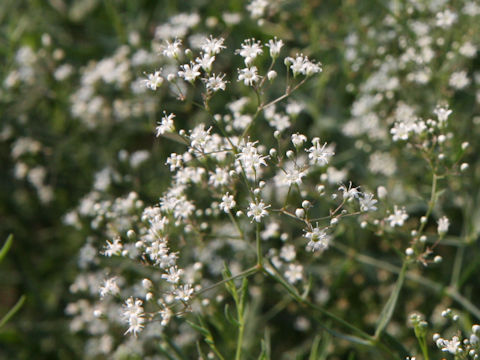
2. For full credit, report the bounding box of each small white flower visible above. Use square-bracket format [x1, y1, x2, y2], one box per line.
[436, 9, 457, 28]
[204, 73, 227, 92]
[339, 182, 361, 200]
[178, 63, 201, 82]
[236, 38, 263, 65]
[161, 39, 182, 58]
[280, 244, 296, 262]
[386, 206, 409, 227]
[359, 193, 378, 212]
[433, 106, 452, 124]
[238, 66, 261, 86]
[144, 70, 163, 90]
[104, 237, 123, 257]
[195, 53, 215, 72]
[162, 266, 184, 284]
[285, 264, 303, 284]
[220, 193, 236, 213]
[304, 226, 330, 253]
[201, 36, 225, 55]
[122, 297, 145, 336]
[156, 113, 176, 136]
[266, 37, 284, 58]
[173, 284, 194, 302]
[99, 277, 120, 298]
[291, 133, 307, 147]
[307, 139, 334, 166]
[437, 216, 450, 235]
[247, 200, 270, 222]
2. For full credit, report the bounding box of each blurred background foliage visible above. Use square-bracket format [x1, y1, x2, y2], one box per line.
[1, 0, 479, 359]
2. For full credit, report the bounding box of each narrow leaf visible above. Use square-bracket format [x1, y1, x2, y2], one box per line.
[375, 261, 407, 338]
[0, 234, 13, 263]
[0, 295, 26, 328]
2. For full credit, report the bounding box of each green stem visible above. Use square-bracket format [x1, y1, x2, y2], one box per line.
[235, 309, 245, 360]
[227, 210, 245, 240]
[256, 222, 263, 267]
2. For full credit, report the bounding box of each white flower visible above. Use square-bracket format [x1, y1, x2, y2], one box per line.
[161, 38, 182, 58]
[99, 277, 120, 298]
[436, 336, 461, 354]
[279, 167, 307, 187]
[156, 113, 176, 136]
[204, 73, 227, 92]
[266, 37, 284, 58]
[436, 9, 457, 28]
[161, 266, 184, 284]
[160, 307, 172, 326]
[173, 284, 194, 302]
[291, 133, 307, 147]
[195, 53, 215, 72]
[122, 297, 145, 336]
[304, 226, 330, 253]
[359, 193, 378, 212]
[437, 216, 450, 235]
[209, 167, 230, 187]
[339, 182, 361, 200]
[220, 193, 236, 213]
[247, 0, 268, 19]
[386, 206, 409, 227]
[201, 36, 225, 55]
[144, 70, 163, 90]
[236, 38, 263, 65]
[286, 54, 322, 76]
[285, 264, 303, 284]
[280, 244, 296, 262]
[236, 141, 268, 172]
[104, 237, 123, 257]
[178, 63, 201, 82]
[238, 66, 260, 86]
[449, 71, 470, 89]
[307, 139, 334, 166]
[247, 200, 270, 222]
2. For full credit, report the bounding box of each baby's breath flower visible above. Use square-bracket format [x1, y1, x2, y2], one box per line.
[266, 37, 284, 58]
[437, 216, 450, 235]
[238, 66, 260, 86]
[247, 200, 270, 222]
[304, 226, 330, 253]
[161, 38, 182, 58]
[104, 237, 123, 257]
[291, 133, 307, 147]
[236, 38, 263, 65]
[122, 297, 145, 336]
[99, 277, 120, 298]
[195, 53, 215, 72]
[156, 112, 176, 136]
[285, 264, 303, 284]
[386, 206, 409, 227]
[144, 70, 164, 90]
[359, 193, 378, 212]
[204, 73, 227, 92]
[220, 193, 236, 213]
[178, 62, 201, 82]
[307, 139, 334, 166]
[201, 36, 225, 55]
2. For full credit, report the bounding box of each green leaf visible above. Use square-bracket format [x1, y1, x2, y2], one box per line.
[374, 261, 407, 338]
[308, 335, 321, 360]
[0, 295, 26, 328]
[0, 234, 13, 264]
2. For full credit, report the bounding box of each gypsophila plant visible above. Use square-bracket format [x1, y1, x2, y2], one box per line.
[2, 0, 479, 359]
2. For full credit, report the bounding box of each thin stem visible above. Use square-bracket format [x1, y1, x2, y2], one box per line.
[195, 267, 258, 297]
[256, 222, 263, 267]
[235, 308, 245, 360]
[227, 210, 245, 240]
